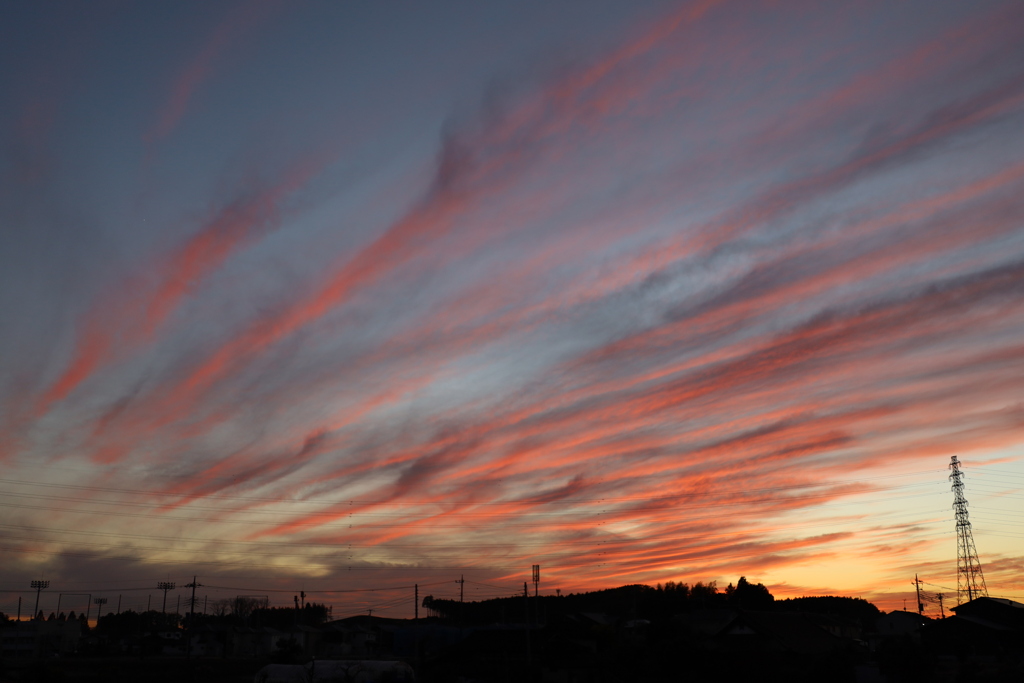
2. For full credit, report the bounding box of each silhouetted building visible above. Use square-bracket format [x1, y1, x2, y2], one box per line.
[949, 596, 1024, 630]
[921, 596, 1024, 670]
[0, 619, 81, 657]
[874, 610, 929, 639]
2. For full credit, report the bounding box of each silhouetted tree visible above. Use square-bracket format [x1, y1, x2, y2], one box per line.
[231, 596, 266, 621]
[663, 580, 690, 599]
[97, 609, 166, 636]
[232, 604, 332, 630]
[690, 581, 718, 605]
[725, 576, 774, 609]
[209, 599, 231, 618]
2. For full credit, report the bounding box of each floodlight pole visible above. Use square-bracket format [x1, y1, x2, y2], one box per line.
[30, 580, 49, 618]
[157, 581, 176, 615]
[94, 597, 108, 624]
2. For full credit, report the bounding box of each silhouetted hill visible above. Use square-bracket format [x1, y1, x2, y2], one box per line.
[423, 579, 881, 626]
[773, 595, 881, 627]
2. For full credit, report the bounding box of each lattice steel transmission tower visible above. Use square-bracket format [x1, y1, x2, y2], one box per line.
[949, 456, 987, 604]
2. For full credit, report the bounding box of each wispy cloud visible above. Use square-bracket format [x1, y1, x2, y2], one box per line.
[3, 0, 1023, 612]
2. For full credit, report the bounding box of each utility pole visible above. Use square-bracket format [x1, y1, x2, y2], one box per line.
[414, 584, 421, 670]
[185, 577, 201, 622]
[950, 456, 988, 604]
[293, 590, 305, 625]
[31, 580, 49, 619]
[532, 565, 540, 627]
[117, 595, 121, 615]
[524, 582, 531, 665]
[913, 575, 923, 615]
[457, 575, 464, 624]
[185, 577, 201, 660]
[937, 593, 945, 618]
[17, 596, 21, 622]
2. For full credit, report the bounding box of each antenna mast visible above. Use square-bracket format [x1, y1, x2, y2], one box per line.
[949, 456, 987, 604]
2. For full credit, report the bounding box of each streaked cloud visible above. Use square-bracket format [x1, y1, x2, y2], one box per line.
[1, 0, 1023, 616]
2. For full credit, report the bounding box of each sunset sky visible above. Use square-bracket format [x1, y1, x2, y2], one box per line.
[2, 1, 1024, 620]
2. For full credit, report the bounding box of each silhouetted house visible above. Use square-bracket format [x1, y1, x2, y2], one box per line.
[254, 660, 415, 683]
[321, 614, 419, 658]
[289, 624, 322, 658]
[0, 619, 81, 657]
[720, 611, 842, 655]
[261, 627, 297, 656]
[308, 660, 415, 682]
[874, 610, 929, 639]
[217, 623, 333, 660]
[574, 612, 615, 630]
[188, 623, 226, 657]
[320, 614, 463, 660]
[620, 617, 651, 646]
[538, 616, 613, 683]
[949, 596, 1024, 631]
[154, 627, 186, 656]
[424, 624, 534, 681]
[320, 617, 381, 658]
[804, 612, 861, 640]
[923, 597, 1024, 659]
[676, 608, 846, 655]
[390, 621, 467, 659]
[227, 626, 262, 657]
[253, 663, 306, 682]
[675, 608, 736, 639]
